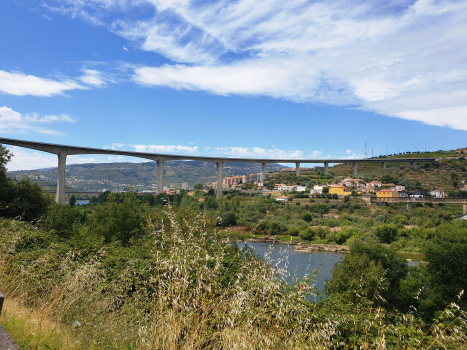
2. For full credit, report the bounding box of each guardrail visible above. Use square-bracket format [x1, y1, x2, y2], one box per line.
[0, 292, 3, 315]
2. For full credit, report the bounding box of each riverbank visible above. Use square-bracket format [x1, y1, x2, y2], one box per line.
[240, 235, 424, 261]
[245, 236, 350, 253]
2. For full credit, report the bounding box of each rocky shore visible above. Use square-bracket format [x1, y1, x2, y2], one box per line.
[245, 236, 350, 253]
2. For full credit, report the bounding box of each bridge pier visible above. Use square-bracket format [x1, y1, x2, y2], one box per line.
[464, 203, 467, 215]
[261, 163, 267, 182]
[324, 162, 328, 175]
[407, 202, 412, 213]
[216, 161, 224, 198]
[295, 162, 300, 176]
[382, 161, 387, 170]
[56, 152, 67, 204]
[353, 162, 357, 175]
[157, 160, 164, 195]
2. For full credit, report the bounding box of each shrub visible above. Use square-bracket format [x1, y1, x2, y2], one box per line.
[221, 212, 237, 227]
[302, 212, 313, 222]
[375, 224, 399, 244]
[86, 193, 147, 244]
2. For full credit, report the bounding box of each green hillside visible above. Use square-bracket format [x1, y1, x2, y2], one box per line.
[7, 160, 287, 192]
[263, 152, 467, 193]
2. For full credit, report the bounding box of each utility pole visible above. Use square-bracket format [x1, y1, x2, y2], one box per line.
[386, 147, 388, 157]
[371, 149, 374, 158]
[364, 142, 367, 159]
[425, 142, 426, 153]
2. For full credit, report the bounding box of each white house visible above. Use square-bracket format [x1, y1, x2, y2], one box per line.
[276, 196, 292, 203]
[313, 185, 326, 193]
[294, 185, 307, 192]
[430, 189, 445, 198]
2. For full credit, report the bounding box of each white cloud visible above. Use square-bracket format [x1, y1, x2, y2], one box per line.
[123, 46, 128, 51]
[0, 106, 75, 136]
[111, 143, 125, 150]
[78, 69, 107, 87]
[211, 147, 322, 159]
[345, 150, 352, 154]
[4, 147, 148, 171]
[4, 147, 58, 171]
[131, 144, 199, 153]
[48, 0, 467, 130]
[0, 70, 86, 97]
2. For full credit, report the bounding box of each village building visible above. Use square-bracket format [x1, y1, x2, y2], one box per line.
[313, 185, 326, 194]
[430, 189, 445, 198]
[410, 189, 426, 198]
[329, 185, 350, 196]
[376, 189, 399, 199]
[276, 196, 293, 203]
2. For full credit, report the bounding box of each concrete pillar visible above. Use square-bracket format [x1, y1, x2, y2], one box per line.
[56, 152, 67, 204]
[407, 202, 412, 213]
[216, 161, 224, 198]
[464, 203, 467, 215]
[382, 161, 387, 170]
[295, 162, 300, 176]
[324, 162, 328, 175]
[353, 162, 357, 175]
[157, 160, 164, 195]
[261, 163, 267, 182]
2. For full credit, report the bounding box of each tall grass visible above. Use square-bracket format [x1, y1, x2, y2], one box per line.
[0, 207, 466, 349]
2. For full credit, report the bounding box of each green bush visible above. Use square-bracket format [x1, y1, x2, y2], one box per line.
[86, 193, 147, 244]
[42, 203, 81, 238]
[221, 212, 237, 227]
[375, 224, 399, 244]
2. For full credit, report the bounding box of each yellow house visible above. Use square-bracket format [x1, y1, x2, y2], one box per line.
[376, 189, 399, 201]
[329, 185, 348, 196]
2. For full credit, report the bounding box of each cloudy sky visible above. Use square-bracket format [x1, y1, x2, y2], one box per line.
[1, 0, 467, 170]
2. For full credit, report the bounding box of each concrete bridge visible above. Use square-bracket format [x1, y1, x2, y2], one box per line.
[0, 137, 436, 204]
[371, 196, 467, 215]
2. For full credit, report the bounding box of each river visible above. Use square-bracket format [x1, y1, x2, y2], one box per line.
[242, 241, 421, 298]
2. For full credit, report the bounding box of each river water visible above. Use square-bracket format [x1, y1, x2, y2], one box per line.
[242, 241, 421, 298]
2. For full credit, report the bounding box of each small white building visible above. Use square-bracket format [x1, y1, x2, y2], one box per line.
[313, 185, 326, 194]
[294, 185, 307, 192]
[430, 189, 445, 198]
[276, 196, 292, 203]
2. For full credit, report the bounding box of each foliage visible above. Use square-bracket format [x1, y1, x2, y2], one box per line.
[86, 193, 148, 244]
[326, 241, 409, 310]
[375, 223, 399, 243]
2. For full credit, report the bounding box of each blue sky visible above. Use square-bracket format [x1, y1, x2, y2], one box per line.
[1, 0, 467, 171]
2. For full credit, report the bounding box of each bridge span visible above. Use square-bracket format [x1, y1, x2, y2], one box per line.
[0, 137, 436, 204]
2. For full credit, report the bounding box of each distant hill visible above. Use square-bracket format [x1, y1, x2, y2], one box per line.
[7, 160, 288, 192]
[328, 154, 467, 191]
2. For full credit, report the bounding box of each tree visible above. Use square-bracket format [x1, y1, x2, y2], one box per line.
[221, 212, 237, 227]
[375, 224, 399, 244]
[194, 183, 204, 190]
[302, 212, 313, 222]
[325, 242, 408, 310]
[0, 145, 52, 221]
[69, 195, 77, 207]
[87, 193, 147, 244]
[322, 186, 329, 194]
